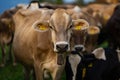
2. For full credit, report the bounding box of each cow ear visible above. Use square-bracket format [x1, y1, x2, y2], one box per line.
[92, 48, 106, 60]
[72, 19, 89, 30]
[87, 26, 100, 35]
[32, 21, 49, 32]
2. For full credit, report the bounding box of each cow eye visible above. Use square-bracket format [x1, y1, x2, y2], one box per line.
[49, 26, 53, 29]
[69, 25, 73, 29]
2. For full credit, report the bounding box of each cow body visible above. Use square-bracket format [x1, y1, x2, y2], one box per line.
[13, 8, 74, 80]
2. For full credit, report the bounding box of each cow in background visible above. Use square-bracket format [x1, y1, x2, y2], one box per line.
[0, 6, 23, 67]
[96, 0, 119, 4]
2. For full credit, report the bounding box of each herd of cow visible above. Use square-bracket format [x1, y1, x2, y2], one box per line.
[0, 1, 120, 80]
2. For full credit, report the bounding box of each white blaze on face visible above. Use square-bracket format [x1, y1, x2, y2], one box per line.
[69, 54, 81, 80]
[50, 9, 72, 52]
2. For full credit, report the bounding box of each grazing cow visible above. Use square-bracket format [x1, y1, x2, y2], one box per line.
[65, 19, 120, 80]
[12, 8, 79, 80]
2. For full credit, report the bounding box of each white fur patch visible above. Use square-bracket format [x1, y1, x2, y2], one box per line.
[92, 48, 106, 60]
[68, 54, 81, 80]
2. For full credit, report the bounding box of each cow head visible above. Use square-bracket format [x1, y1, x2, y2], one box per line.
[71, 19, 100, 53]
[71, 19, 89, 52]
[32, 9, 74, 53]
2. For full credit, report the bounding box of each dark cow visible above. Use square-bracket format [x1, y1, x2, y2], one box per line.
[99, 4, 120, 49]
[65, 19, 120, 80]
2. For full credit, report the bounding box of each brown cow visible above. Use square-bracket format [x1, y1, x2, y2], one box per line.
[12, 8, 79, 80]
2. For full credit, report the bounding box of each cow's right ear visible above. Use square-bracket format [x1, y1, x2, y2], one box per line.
[72, 19, 89, 30]
[32, 21, 49, 32]
[87, 26, 100, 35]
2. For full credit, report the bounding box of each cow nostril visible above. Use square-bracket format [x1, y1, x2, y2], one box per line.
[56, 44, 68, 52]
[75, 47, 83, 51]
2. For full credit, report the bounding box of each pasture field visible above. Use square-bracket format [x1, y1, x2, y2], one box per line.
[0, 46, 24, 80]
[0, 46, 66, 80]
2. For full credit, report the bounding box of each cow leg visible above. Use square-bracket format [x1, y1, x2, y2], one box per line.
[23, 66, 31, 80]
[0, 43, 6, 67]
[8, 44, 17, 66]
[51, 66, 64, 80]
[34, 63, 43, 80]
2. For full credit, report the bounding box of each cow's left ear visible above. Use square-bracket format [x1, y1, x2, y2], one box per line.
[87, 26, 100, 35]
[32, 20, 49, 32]
[92, 48, 106, 60]
[72, 19, 89, 30]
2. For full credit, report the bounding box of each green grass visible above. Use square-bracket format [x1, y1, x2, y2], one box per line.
[0, 46, 66, 80]
[0, 63, 24, 80]
[0, 46, 24, 80]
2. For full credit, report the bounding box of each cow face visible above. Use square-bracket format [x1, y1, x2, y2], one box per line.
[71, 19, 89, 52]
[49, 9, 73, 52]
[33, 9, 73, 53]
[71, 19, 100, 53]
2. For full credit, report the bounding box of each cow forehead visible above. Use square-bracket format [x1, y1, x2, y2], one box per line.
[50, 9, 72, 31]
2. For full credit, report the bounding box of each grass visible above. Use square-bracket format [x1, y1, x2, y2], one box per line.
[0, 46, 66, 80]
[0, 46, 24, 80]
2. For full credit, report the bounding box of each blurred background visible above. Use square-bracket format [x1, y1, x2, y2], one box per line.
[0, 0, 96, 14]
[0, 0, 119, 80]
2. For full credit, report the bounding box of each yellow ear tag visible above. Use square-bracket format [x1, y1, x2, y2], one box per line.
[38, 24, 47, 31]
[104, 15, 110, 22]
[82, 68, 86, 80]
[74, 25, 82, 30]
[88, 28, 97, 34]
[88, 63, 93, 67]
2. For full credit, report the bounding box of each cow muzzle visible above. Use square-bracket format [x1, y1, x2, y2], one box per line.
[74, 45, 85, 52]
[54, 42, 69, 52]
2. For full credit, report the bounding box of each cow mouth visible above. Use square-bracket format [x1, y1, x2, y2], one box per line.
[57, 54, 64, 65]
